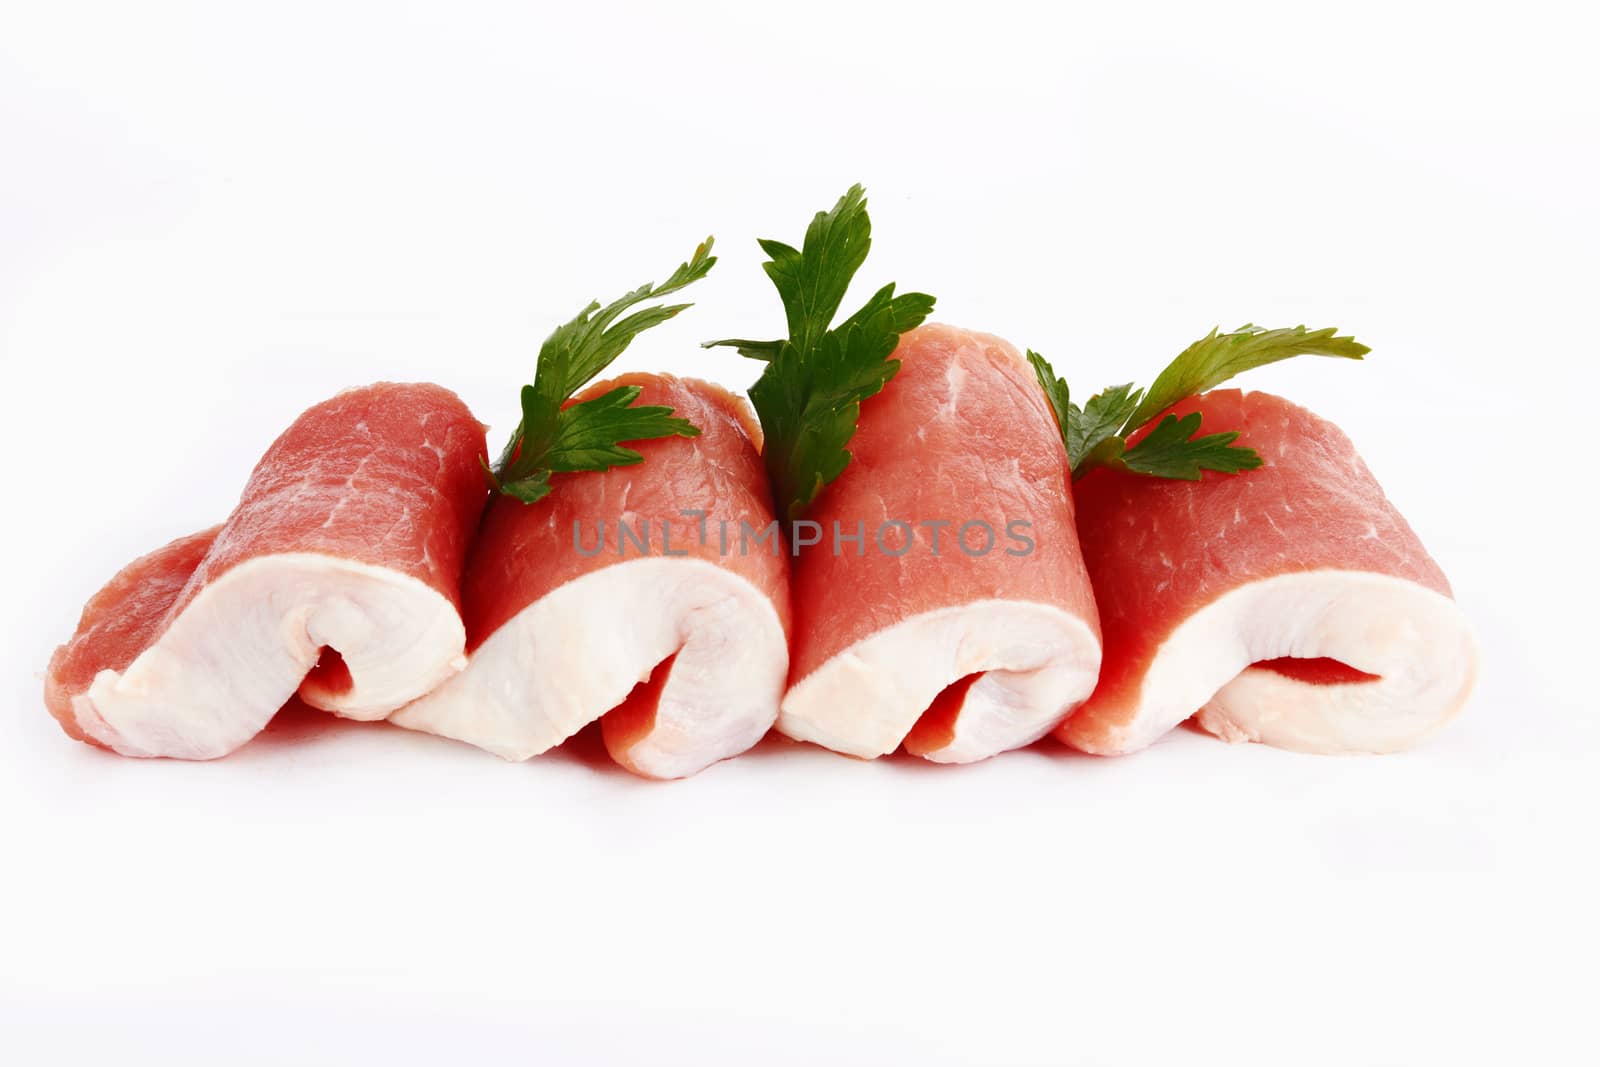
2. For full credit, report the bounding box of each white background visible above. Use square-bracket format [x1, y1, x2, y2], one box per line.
[2, 2, 1596, 1064]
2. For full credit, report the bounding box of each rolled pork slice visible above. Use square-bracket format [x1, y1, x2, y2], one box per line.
[389, 375, 790, 779]
[1057, 388, 1477, 756]
[45, 383, 488, 759]
[780, 324, 1103, 763]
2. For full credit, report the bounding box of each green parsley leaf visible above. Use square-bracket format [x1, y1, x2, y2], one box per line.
[703, 338, 783, 362]
[1029, 323, 1366, 483]
[1123, 323, 1368, 432]
[489, 239, 714, 503]
[1025, 350, 1072, 446]
[705, 185, 934, 521]
[1118, 412, 1262, 480]
[1071, 382, 1142, 470]
[495, 467, 553, 505]
[542, 385, 696, 471]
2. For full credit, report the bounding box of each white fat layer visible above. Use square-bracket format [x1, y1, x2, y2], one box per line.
[779, 599, 1102, 762]
[75, 553, 466, 760]
[1092, 569, 1478, 755]
[388, 558, 788, 779]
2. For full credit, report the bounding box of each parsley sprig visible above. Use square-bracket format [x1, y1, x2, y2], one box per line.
[705, 185, 934, 521]
[1030, 324, 1369, 481]
[487, 239, 716, 503]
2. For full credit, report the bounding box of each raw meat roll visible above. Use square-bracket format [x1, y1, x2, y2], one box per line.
[1058, 388, 1477, 756]
[780, 324, 1103, 763]
[45, 383, 488, 758]
[390, 374, 790, 779]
